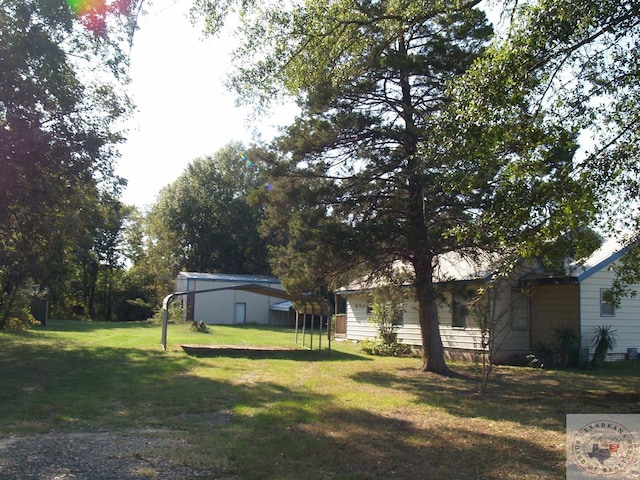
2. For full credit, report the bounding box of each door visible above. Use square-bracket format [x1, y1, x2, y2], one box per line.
[235, 302, 246, 324]
[335, 314, 347, 337]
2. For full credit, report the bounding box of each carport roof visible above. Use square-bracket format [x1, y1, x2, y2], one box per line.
[269, 299, 332, 316]
[174, 283, 332, 316]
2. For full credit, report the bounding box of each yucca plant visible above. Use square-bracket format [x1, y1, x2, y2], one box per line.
[554, 326, 579, 367]
[591, 325, 617, 367]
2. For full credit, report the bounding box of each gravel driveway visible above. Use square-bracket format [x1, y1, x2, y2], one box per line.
[0, 430, 211, 480]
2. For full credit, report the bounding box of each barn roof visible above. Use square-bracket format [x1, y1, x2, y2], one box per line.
[176, 272, 280, 284]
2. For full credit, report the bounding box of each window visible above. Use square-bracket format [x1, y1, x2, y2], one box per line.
[391, 304, 404, 326]
[366, 299, 404, 325]
[600, 288, 615, 317]
[366, 303, 374, 316]
[451, 294, 467, 328]
[511, 288, 530, 331]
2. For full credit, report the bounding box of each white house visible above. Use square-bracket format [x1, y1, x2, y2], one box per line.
[526, 239, 640, 361]
[338, 240, 640, 362]
[337, 252, 528, 361]
[174, 272, 293, 326]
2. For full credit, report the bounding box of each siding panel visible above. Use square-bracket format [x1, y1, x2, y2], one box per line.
[344, 284, 524, 359]
[581, 264, 640, 357]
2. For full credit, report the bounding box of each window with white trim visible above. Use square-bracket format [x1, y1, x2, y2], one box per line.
[600, 288, 615, 317]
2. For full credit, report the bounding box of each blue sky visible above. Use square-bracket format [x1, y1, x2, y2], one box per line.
[116, 0, 503, 209]
[116, 0, 294, 208]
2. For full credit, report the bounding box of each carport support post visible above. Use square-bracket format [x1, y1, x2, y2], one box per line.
[161, 293, 176, 352]
[327, 315, 333, 353]
[302, 313, 307, 347]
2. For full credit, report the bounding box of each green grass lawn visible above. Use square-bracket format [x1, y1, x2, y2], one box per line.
[1, 319, 639, 479]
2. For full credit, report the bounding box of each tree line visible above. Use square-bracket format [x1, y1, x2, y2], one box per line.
[2, 0, 639, 375]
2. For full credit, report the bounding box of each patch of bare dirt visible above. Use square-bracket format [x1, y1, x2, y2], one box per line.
[0, 430, 216, 480]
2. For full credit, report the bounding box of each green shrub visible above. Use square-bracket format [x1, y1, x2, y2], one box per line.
[359, 298, 412, 356]
[360, 338, 412, 356]
[591, 325, 617, 367]
[0, 287, 40, 330]
[527, 340, 558, 369]
[553, 326, 579, 367]
[190, 321, 210, 333]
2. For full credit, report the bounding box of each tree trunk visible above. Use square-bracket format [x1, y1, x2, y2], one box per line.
[414, 258, 452, 375]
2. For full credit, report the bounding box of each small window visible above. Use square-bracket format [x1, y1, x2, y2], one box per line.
[511, 288, 530, 331]
[392, 305, 404, 326]
[452, 295, 466, 328]
[367, 300, 403, 324]
[600, 288, 615, 317]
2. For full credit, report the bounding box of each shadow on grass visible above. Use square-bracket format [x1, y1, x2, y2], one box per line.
[349, 363, 640, 431]
[292, 406, 564, 480]
[0, 342, 186, 431]
[0, 337, 567, 479]
[213, 393, 563, 479]
[33, 318, 159, 333]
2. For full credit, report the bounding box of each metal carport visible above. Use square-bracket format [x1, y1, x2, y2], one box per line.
[161, 284, 332, 352]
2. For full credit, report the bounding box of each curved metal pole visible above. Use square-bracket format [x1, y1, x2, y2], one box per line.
[161, 293, 176, 351]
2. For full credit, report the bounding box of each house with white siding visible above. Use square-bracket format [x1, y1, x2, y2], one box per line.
[338, 252, 530, 361]
[526, 239, 640, 362]
[338, 240, 640, 362]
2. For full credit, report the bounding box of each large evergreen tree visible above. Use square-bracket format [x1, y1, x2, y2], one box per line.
[197, 0, 599, 374]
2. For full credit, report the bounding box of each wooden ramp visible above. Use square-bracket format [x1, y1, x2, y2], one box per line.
[180, 344, 305, 358]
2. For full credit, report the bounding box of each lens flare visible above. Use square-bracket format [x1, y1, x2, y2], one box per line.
[240, 154, 254, 167]
[66, 0, 134, 35]
[239, 154, 273, 192]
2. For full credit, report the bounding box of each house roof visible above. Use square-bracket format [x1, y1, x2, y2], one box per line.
[339, 238, 634, 293]
[339, 251, 499, 293]
[433, 251, 498, 282]
[569, 238, 629, 282]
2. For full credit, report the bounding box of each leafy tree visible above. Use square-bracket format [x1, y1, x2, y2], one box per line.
[452, 0, 640, 287]
[0, 0, 139, 327]
[359, 288, 412, 357]
[144, 143, 273, 280]
[88, 194, 134, 321]
[114, 206, 164, 319]
[199, 0, 598, 374]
